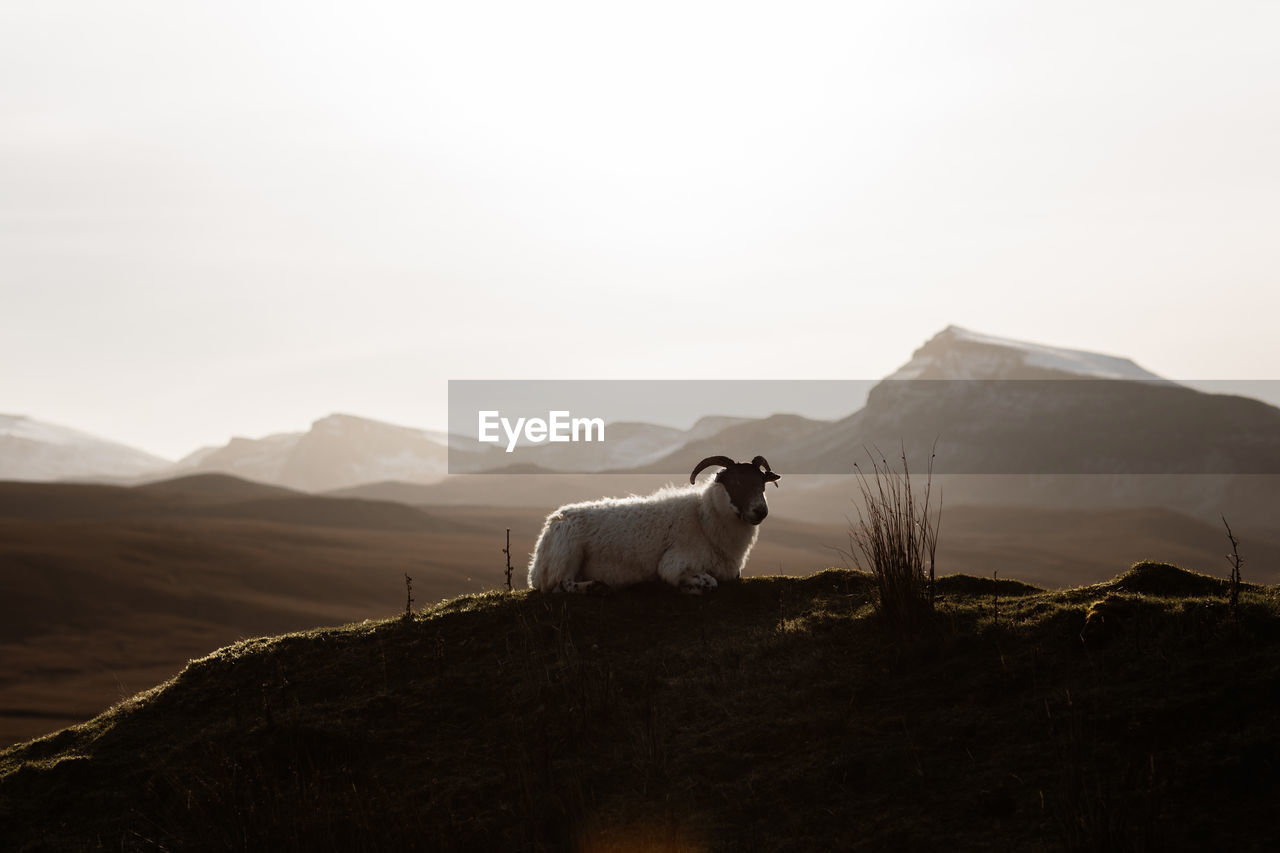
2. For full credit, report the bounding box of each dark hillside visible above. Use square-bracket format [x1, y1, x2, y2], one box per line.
[2, 565, 1278, 851]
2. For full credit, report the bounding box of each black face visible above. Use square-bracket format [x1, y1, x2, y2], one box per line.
[715, 460, 781, 525]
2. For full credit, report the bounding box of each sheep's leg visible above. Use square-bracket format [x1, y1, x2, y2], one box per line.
[559, 578, 611, 596]
[678, 573, 718, 595]
[658, 552, 718, 595]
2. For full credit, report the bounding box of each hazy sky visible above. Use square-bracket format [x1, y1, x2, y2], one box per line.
[3, 1, 1278, 459]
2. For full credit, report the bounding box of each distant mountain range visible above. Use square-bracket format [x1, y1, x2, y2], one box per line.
[5, 325, 1280, 489]
[0, 414, 170, 482]
[171, 413, 457, 493]
[602, 325, 1280, 477]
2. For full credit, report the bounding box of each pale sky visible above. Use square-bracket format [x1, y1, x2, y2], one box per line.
[3, 1, 1278, 459]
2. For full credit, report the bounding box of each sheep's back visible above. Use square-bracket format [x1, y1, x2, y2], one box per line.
[553, 488, 703, 575]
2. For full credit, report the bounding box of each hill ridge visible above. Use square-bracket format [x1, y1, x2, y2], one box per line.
[3, 563, 1278, 851]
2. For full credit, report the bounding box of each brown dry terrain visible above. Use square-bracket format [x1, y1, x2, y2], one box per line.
[0, 475, 840, 745]
[0, 476, 489, 746]
[3, 473, 1273, 747]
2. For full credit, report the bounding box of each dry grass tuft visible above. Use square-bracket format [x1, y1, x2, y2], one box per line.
[840, 444, 941, 638]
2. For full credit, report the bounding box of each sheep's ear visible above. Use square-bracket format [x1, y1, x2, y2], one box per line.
[765, 472, 780, 487]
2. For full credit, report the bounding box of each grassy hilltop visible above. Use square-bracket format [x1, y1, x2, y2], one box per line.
[2, 563, 1279, 851]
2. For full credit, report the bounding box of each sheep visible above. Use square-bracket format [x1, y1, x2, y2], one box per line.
[527, 455, 781, 594]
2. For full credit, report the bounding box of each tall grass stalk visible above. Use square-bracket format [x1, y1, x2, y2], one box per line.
[1222, 516, 1243, 633]
[842, 444, 941, 637]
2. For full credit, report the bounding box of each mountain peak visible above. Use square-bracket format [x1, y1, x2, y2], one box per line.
[312, 412, 377, 431]
[890, 326, 1164, 381]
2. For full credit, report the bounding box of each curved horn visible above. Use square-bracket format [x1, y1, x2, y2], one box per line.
[690, 455, 737, 484]
[752, 455, 781, 487]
